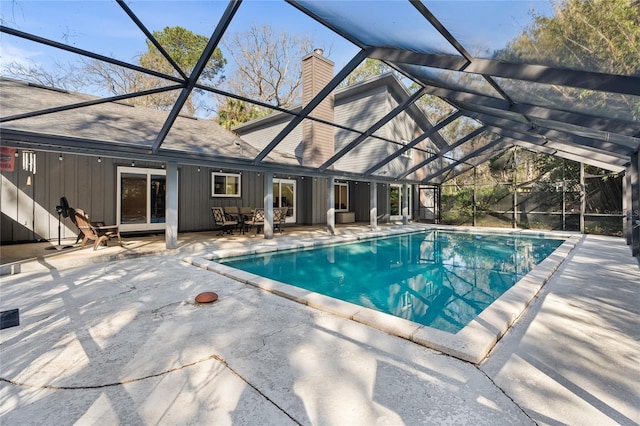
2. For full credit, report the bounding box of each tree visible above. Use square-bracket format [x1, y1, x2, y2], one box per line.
[338, 58, 395, 88]
[107, 26, 226, 116]
[494, 0, 640, 119]
[2, 60, 85, 91]
[217, 24, 314, 120]
[496, 0, 639, 76]
[3, 26, 226, 117]
[216, 98, 264, 130]
[139, 26, 225, 85]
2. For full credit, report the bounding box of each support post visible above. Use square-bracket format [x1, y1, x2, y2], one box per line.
[580, 162, 585, 233]
[631, 151, 639, 257]
[165, 161, 178, 249]
[436, 185, 441, 224]
[473, 166, 477, 227]
[624, 169, 631, 245]
[562, 159, 566, 231]
[370, 181, 378, 230]
[327, 176, 335, 235]
[513, 148, 517, 229]
[402, 183, 409, 225]
[264, 171, 273, 239]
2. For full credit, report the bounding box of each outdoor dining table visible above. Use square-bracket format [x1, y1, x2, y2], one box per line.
[228, 210, 255, 235]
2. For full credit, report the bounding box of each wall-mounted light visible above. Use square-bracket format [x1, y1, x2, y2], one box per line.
[97, 157, 102, 163]
[131, 161, 135, 167]
[14, 151, 19, 158]
[58, 154, 63, 161]
[197, 166, 201, 172]
[161, 163, 165, 169]
[26, 175, 32, 186]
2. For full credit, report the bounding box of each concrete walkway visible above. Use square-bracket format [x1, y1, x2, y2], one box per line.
[1, 230, 638, 425]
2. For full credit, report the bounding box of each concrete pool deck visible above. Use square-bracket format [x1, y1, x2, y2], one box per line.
[186, 225, 582, 364]
[1, 225, 639, 424]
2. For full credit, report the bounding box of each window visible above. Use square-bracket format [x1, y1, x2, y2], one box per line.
[212, 172, 241, 197]
[401, 139, 413, 159]
[334, 182, 349, 211]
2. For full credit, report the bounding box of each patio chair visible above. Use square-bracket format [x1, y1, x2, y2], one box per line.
[245, 208, 265, 235]
[72, 208, 122, 250]
[223, 205, 240, 220]
[68, 207, 85, 244]
[273, 207, 287, 233]
[211, 207, 238, 235]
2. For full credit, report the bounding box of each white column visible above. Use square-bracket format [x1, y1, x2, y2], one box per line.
[402, 183, 409, 225]
[370, 181, 377, 229]
[513, 147, 518, 229]
[264, 171, 273, 239]
[165, 161, 178, 249]
[473, 167, 477, 227]
[327, 176, 335, 235]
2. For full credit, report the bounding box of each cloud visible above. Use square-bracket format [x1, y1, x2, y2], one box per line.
[0, 42, 43, 69]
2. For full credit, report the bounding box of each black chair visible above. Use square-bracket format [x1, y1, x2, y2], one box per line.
[211, 207, 238, 235]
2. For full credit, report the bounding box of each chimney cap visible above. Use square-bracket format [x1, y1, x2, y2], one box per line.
[313, 48, 324, 56]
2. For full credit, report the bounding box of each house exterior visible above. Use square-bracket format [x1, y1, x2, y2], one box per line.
[0, 51, 440, 244]
[234, 50, 443, 226]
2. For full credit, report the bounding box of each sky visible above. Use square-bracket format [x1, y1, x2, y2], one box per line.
[0, 0, 553, 110]
[1, 1, 358, 71]
[1, 0, 552, 65]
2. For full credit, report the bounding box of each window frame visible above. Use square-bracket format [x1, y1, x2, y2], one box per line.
[334, 181, 349, 212]
[211, 172, 241, 198]
[116, 166, 168, 232]
[401, 139, 413, 159]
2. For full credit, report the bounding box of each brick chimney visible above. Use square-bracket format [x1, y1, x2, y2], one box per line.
[301, 48, 334, 168]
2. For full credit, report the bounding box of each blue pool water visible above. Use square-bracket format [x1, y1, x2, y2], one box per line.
[220, 230, 565, 333]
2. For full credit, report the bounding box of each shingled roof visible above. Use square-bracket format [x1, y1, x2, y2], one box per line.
[1, 78, 299, 169]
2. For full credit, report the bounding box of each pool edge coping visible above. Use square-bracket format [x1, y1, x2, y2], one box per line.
[184, 225, 581, 364]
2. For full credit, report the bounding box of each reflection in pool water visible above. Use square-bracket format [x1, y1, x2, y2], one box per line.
[221, 231, 564, 333]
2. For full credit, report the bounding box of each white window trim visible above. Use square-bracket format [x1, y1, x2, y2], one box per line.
[211, 172, 241, 197]
[334, 181, 349, 212]
[401, 140, 413, 159]
[390, 183, 412, 220]
[274, 178, 296, 223]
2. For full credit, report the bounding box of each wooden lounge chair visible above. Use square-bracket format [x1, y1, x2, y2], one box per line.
[72, 208, 122, 250]
[211, 207, 238, 235]
[68, 207, 85, 244]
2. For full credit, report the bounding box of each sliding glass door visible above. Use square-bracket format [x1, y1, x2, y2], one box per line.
[273, 178, 296, 223]
[117, 167, 167, 231]
[390, 184, 412, 221]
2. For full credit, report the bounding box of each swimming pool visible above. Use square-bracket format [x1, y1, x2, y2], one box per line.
[219, 230, 565, 333]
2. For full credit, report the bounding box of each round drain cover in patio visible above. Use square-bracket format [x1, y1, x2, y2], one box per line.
[195, 292, 218, 304]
